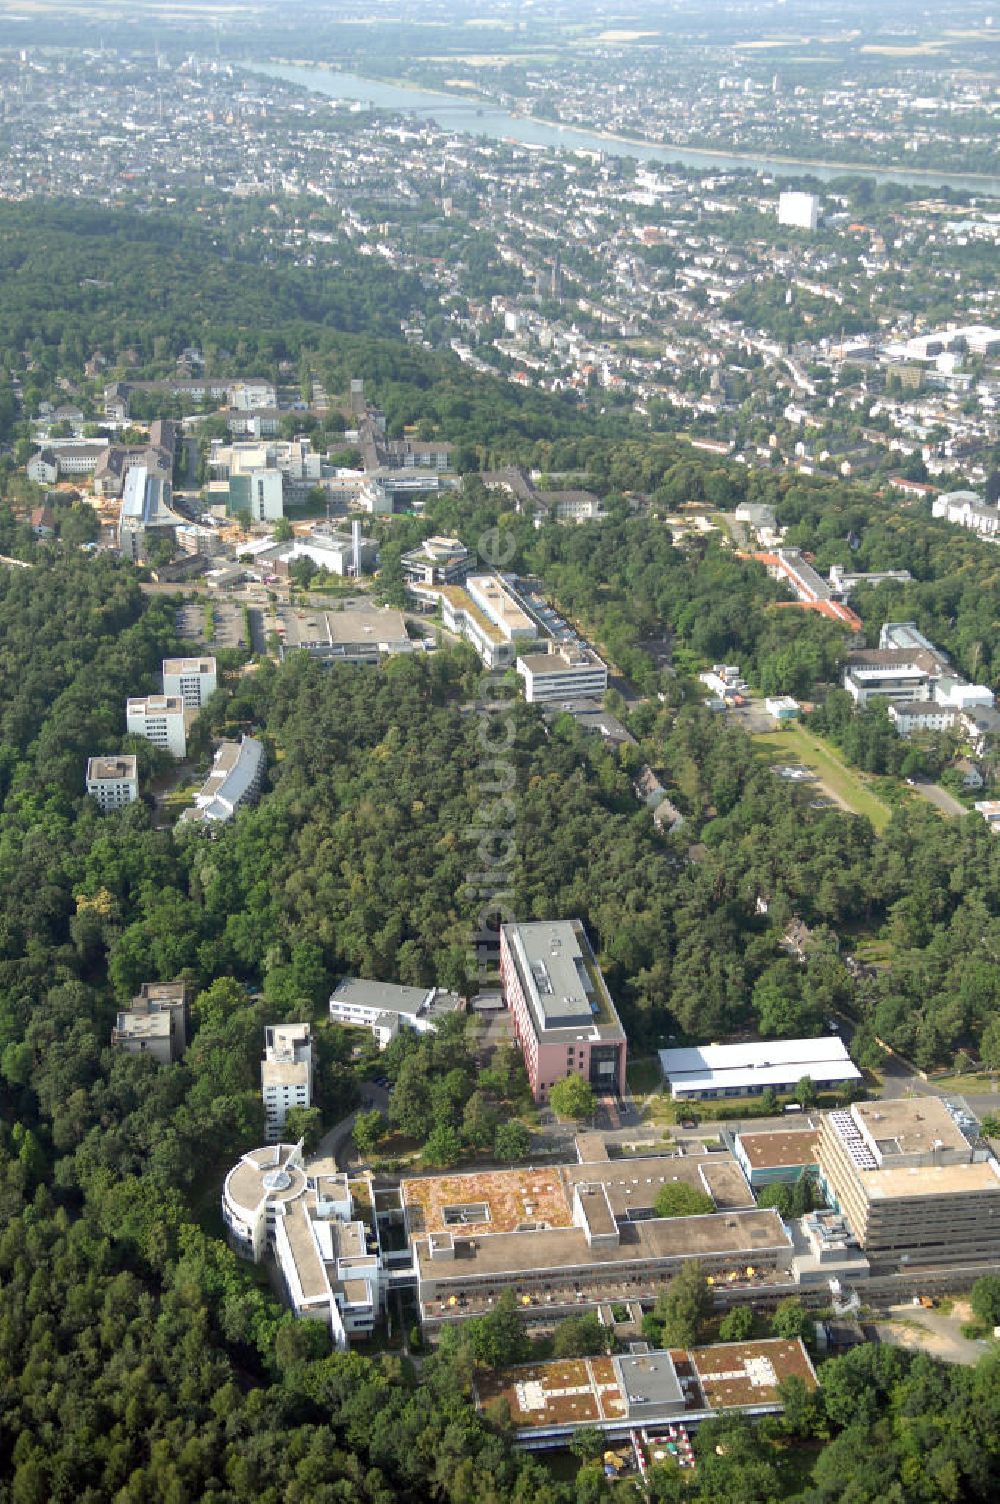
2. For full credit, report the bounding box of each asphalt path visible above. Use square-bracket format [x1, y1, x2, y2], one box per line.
[908, 778, 967, 818]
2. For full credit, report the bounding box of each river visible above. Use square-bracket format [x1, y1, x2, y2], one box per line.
[250, 63, 1000, 194]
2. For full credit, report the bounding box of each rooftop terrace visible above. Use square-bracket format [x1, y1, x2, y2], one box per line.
[476, 1339, 816, 1430]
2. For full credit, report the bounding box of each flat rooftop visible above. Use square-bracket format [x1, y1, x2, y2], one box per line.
[224, 1144, 307, 1216]
[415, 1208, 790, 1283]
[405, 1153, 754, 1242]
[436, 583, 506, 646]
[476, 1339, 814, 1430]
[617, 1350, 684, 1412]
[135, 981, 188, 1006]
[476, 1356, 626, 1429]
[518, 645, 606, 676]
[851, 1097, 970, 1158]
[87, 755, 137, 781]
[278, 607, 408, 649]
[403, 1167, 573, 1237]
[114, 1010, 171, 1039]
[127, 695, 184, 714]
[562, 1156, 754, 1216]
[865, 1161, 1000, 1200]
[163, 656, 216, 675]
[504, 919, 622, 1035]
[466, 574, 534, 636]
[282, 1198, 330, 1303]
[736, 1129, 820, 1172]
[692, 1339, 816, 1410]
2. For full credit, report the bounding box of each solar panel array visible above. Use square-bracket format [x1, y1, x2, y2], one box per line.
[829, 1111, 878, 1170]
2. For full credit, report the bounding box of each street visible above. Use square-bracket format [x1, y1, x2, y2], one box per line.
[909, 779, 967, 818]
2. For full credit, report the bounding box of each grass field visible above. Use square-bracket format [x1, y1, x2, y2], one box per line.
[925, 1071, 1000, 1097]
[752, 723, 892, 832]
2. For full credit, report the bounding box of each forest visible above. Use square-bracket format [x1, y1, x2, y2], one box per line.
[1, 548, 1000, 1500]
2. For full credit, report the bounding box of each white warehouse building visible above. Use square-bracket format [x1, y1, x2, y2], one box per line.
[659, 1038, 862, 1101]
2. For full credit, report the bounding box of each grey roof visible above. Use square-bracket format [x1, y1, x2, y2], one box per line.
[179, 738, 265, 826]
[616, 1351, 684, 1413]
[121, 466, 178, 527]
[888, 701, 959, 718]
[280, 607, 409, 650]
[200, 737, 264, 806]
[330, 977, 434, 1017]
[505, 920, 615, 1033]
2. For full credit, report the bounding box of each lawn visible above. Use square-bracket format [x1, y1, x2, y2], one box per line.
[752, 723, 892, 832]
[925, 1071, 1000, 1096]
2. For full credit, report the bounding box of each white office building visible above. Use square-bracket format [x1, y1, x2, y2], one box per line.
[85, 754, 139, 811]
[243, 469, 285, 522]
[517, 644, 609, 704]
[778, 191, 820, 231]
[222, 1142, 384, 1349]
[430, 574, 537, 670]
[401, 535, 471, 586]
[261, 1023, 314, 1143]
[178, 736, 266, 828]
[888, 702, 960, 736]
[162, 656, 218, 709]
[329, 977, 461, 1049]
[126, 696, 187, 759]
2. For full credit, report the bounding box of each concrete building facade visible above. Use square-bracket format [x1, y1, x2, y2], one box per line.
[126, 695, 187, 759]
[517, 644, 609, 704]
[85, 754, 138, 811]
[111, 980, 189, 1064]
[162, 656, 218, 709]
[261, 1023, 314, 1144]
[815, 1098, 1000, 1269]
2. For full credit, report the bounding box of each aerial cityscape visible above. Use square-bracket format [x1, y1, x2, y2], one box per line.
[0, 1, 999, 1501]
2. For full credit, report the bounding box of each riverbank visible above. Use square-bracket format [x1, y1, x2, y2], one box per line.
[252, 59, 1000, 192]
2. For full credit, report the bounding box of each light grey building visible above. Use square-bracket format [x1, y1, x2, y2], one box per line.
[178, 736, 266, 829]
[329, 977, 461, 1049]
[86, 754, 138, 811]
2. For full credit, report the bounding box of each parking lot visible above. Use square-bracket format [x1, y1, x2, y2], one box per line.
[176, 600, 248, 649]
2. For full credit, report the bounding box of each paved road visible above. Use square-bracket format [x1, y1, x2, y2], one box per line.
[315, 1083, 390, 1170]
[909, 779, 967, 818]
